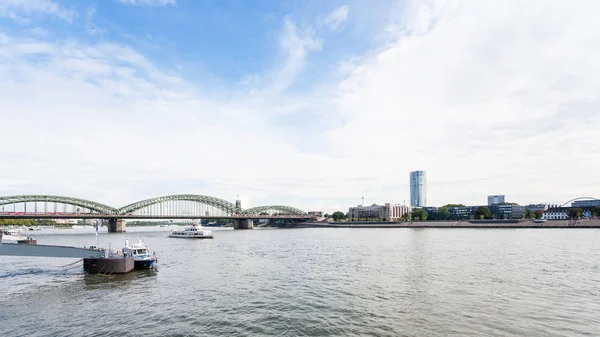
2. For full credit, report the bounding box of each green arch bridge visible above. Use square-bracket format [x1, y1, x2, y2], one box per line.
[0, 194, 312, 231]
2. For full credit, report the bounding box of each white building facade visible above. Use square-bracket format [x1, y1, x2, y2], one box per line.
[380, 203, 411, 221]
[542, 207, 569, 220]
[348, 203, 410, 221]
[542, 206, 594, 220]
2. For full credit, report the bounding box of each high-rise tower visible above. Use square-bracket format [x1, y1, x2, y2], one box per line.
[235, 195, 242, 212]
[487, 195, 505, 206]
[410, 171, 427, 207]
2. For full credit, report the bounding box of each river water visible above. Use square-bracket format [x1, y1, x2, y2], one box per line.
[1, 227, 599, 337]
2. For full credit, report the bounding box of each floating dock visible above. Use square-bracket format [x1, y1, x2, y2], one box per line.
[0, 236, 135, 274]
[0, 241, 103, 258]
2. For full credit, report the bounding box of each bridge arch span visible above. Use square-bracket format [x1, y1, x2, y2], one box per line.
[117, 194, 239, 215]
[560, 197, 600, 207]
[0, 195, 117, 214]
[242, 205, 306, 216]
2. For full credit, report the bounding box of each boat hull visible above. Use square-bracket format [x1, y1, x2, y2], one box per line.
[168, 234, 213, 239]
[134, 259, 157, 269]
[83, 257, 135, 274]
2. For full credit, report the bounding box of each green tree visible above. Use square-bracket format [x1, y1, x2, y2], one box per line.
[592, 206, 600, 217]
[400, 213, 409, 221]
[442, 204, 465, 208]
[35, 219, 57, 226]
[524, 209, 533, 219]
[0, 219, 36, 227]
[411, 209, 428, 221]
[332, 211, 346, 221]
[324, 213, 331, 219]
[437, 206, 450, 220]
[534, 210, 543, 219]
[567, 208, 583, 219]
[474, 206, 493, 220]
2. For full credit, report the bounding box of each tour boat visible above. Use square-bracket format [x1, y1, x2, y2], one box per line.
[534, 219, 548, 223]
[0, 229, 28, 243]
[169, 223, 213, 239]
[122, 239, 157, 269]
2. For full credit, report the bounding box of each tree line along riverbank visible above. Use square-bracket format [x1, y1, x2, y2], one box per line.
[300, 219, 600, 228]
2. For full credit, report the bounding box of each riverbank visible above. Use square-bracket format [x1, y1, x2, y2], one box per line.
[299, 219, 600, 228]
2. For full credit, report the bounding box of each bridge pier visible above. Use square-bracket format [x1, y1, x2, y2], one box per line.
[107, 219, 126, 233]
[233, 219, 253, 230]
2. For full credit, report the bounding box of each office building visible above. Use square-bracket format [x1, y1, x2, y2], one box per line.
[487, 195, 505, 206]
[410, 171, 427, 207]
[572, 199, 600, 208]
[448, 206, 480, 220]
[442, 204, 524, 220]
[307, 211, 324, 218]
[380, 203, 411, 221]
[422, 207, 439, 219]
[348, 203, 410, 221]
[525, 204, 548, 213]
[348, 204, 383, 221]
[489, 204, 525, 219]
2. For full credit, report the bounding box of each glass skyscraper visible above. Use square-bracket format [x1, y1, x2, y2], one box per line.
[410, 171, 427, 207]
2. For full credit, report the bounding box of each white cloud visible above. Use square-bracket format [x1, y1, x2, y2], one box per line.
[0, 18, 330, 209]
[115, 0, 176, 6]
[85, 5, 106, 36]
[239, 74, 260, 86]
[327, 0, 600, 206]
[385, 0, 446, 37]
[25, 27, 50, 37]
[324, 5, 350, 32]
[270, 17, 322, 91]
[0, 0, 76, 23]
[1, 1, 600, 213]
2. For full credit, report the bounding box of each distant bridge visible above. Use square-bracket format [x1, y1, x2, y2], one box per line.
[560, 197, 600, 207]
[0, 194, 311, 231]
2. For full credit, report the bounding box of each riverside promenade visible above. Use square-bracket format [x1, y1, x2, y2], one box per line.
[300, 219, 600, 229]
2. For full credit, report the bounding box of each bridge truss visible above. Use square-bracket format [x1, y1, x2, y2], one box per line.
[117, 194, 240, 217]
[0, 194, 309, 219]
[0, 195, 116, 214]
[242, 205, 307, 216]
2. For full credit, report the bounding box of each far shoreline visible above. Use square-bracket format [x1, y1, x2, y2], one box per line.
[298, 219, 600, 229]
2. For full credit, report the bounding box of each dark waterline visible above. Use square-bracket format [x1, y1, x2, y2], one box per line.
[1, 227, 599, 336]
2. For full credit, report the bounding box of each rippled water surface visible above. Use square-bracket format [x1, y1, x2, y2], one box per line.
[1, 227, 599, 336]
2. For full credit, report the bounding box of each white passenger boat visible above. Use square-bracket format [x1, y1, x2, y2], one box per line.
[169, 223, 213, 239]
[0, 229, 28, 243]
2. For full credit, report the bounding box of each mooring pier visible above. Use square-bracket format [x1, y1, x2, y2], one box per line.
[0, 233, 135, 274]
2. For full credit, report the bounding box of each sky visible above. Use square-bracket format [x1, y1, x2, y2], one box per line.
[0, 0, 599, 213]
